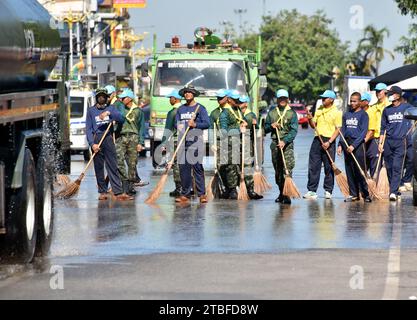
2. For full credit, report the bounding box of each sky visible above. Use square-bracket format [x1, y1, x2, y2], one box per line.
[129, 0, 415, 75]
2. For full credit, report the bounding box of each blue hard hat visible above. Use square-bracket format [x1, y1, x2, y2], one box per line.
[227, 89, 241, 100]
[239, 95, 250, 103]
[361, 92, 372, 102]
[119, 88, 135, 100]
[165, 89, 182, 100]
[215, 89, 229, 98]
[320, 90, 337, 100]
[375, 83, 388, 91]
[105, 85, 116, 95]
[276, 89, 289, 98]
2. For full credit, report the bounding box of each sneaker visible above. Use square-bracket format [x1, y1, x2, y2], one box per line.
[399, 185, 407, 193]
[275, 194, 284, 203]
[389, 193, 397, 201]
[303, 191, 318, 200]
[134, 180, 149, 187]
[344, 196, 358, 202]
[405, 182, 413, 191]
[325, 191, 332, 199]
[364, 196, 372, 203]
[282, 196, 292, 205]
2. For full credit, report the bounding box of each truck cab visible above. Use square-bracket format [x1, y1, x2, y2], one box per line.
[69, 90, 95, 161]
[145, 29, 267, 168]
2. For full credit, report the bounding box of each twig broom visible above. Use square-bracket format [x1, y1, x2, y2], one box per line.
[253, 123, 271, 195]
[145, 106, 200, 204]
[56, 122, 113, 199]
[339, 130, 381, 200]
[275, 128, 301, 198]
[238, 129, 250, 201]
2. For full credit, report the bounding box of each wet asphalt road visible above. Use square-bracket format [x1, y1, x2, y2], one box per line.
[1, 128, 417, 299]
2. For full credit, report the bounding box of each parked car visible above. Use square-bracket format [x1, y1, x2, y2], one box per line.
[290, 103, 309, 128]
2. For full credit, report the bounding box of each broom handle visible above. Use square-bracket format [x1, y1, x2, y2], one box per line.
[82, 122, 113, 177]
[253, 124, 260, 170]
[275, 127, 289, 175]
[374, 132, 386, 179]
[339, 130, 368, 179]
[241, 129, 245, 177]
[213, 122, 218, 170]
[313, 127, 337, 166]
[166, 105, 201, 172]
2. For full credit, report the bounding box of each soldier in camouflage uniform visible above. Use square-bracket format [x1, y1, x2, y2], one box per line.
[239, 95, 263, 200]
[265, 89, 298, 205]
[219, 90, 247, 200]
[115, 88, 145, 196]
[161, 89, 182, 197]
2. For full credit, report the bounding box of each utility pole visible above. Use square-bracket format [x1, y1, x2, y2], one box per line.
[234, 8, 247, 37]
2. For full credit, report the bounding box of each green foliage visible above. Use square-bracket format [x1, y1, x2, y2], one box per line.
[235, 10, 348, 103]
[351, 25, 394, 76]
[396, 0, 417, 17]
[395, 23, 417, 64]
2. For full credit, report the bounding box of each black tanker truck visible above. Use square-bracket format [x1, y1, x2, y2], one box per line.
[0, 0, 70, 263]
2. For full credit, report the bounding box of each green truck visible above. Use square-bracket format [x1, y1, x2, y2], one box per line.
[142, 28, 267, 168]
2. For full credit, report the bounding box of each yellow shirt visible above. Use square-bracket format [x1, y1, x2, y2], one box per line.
[365, 107, 377, 132]
[313, 104, 342, 138]
[370, 98, 390, 138]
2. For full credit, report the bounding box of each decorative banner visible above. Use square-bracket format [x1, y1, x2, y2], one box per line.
[113, 0, 147, 8]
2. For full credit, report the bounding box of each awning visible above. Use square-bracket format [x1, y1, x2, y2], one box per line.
[369, 64, 417, 90]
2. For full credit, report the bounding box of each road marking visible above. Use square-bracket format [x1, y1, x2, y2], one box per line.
[382, 206, 402, 300]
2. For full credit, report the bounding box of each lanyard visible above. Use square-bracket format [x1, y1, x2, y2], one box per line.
[125, 104, 138, 123]
[275, 105, 291, 127]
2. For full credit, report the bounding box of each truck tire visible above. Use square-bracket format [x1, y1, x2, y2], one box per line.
[34, 154, 54, 257]
[413, 176, 417, 206]
[83, 149, 91, 162]
[151, 139, 161, 169]
[2, 149, 38, 263]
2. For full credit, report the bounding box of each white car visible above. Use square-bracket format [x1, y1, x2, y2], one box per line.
[69, 90, 95, 161]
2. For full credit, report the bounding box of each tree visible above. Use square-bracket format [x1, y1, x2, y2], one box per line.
[234, 10, 348, 103]
[396, 0, 417, 17]
[395, 24, 417, 64]
[354, 25, 394, 77]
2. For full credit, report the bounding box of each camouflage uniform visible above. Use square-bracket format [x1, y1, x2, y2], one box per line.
[209, 105, 227, 168]
[162, 103, 181, 191]
[219, 106, 245, 191]
[242, 110, 259, 191]
[265, 105, 298, 195]
[114, 100, 145, 192]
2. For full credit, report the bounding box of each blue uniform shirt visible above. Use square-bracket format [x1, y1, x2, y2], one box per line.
[340, 108, 369, 149]
[175, 103, 210, 146]
[381, 103, 412, 140]
[86, 104, 124, 146]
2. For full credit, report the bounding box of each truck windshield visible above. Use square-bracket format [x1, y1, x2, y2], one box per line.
[153, 60, 247, 97]
[70, 97, 84, 118]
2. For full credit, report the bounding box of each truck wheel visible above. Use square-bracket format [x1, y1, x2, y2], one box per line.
[151, 139, 161, 169]
[83, 149, 91, 162]
[34, 155, 54, 257]
[2, 149, 38, 263]
[413, 177, 417, 206]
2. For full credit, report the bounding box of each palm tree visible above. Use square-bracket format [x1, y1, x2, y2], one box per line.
[356, 25, 395, 76]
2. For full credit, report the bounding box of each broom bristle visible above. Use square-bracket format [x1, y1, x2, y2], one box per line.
[283, 177, 301, 198]
[57, 175, 71, 186]
[376, 167, 390, 199]
[253, 170, 272, 195]
[335, 171, 350, 197]
[55, 179, 81, 199]
[367, 178, 382, 200]
[238, 178, 249, 201]
[206, 176, 215, 201]
[145, 173, 169, 204]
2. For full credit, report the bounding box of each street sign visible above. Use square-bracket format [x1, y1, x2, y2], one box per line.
[113, 0, 146, 8]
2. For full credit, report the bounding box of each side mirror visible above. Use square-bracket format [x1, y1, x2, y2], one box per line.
[405, 107, 417, 120]
[258, 62, 267, 76]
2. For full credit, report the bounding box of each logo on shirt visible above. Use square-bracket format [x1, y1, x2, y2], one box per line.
[180, 112, 195, 121]
[388, 112, 403, 122]
[95, 115, 110, 126]
[346, 117, 358, 127]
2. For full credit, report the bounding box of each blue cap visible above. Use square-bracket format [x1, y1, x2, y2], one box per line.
[276, 89, 289, 98]
[239, 95, 250, 103]
[165, 89, 182, 100]
[215, 89, 229, 98]
[105, 85, 116, 95]
[361, 92, 372, 102]
[119, 88, 135, 100]
[227, 89, 241, 100]
[375, 83, 388, 91]
[320, 90, 337, 100]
